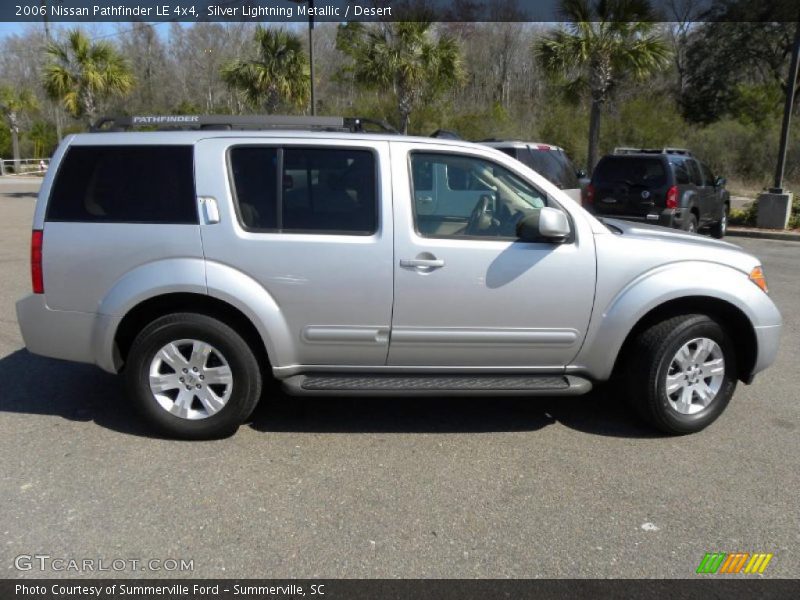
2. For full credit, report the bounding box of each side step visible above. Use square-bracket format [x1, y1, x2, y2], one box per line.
[282, 374, 592, 397]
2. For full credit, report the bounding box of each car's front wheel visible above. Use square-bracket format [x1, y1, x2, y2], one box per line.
[710, 205, 728, 239]
[125, 313, 262, 439]
[624, 314, 737, 434]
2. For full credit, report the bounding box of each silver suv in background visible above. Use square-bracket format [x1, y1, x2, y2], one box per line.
[480, 140, 588, 202]
[16, 115, 781, 439]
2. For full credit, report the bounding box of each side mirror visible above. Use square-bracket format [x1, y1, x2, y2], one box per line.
[715, 176, 726, 187]
[576, 169, 587, 179]
[516, 207, 570, 243]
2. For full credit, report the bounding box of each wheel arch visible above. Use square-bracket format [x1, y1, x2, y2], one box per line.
[611, 296, 757, 384]
[114, 293, 271, 374]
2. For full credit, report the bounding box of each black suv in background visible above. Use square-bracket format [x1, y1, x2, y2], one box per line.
[585, 149, 730, 238]
[480, 140, 588, 203]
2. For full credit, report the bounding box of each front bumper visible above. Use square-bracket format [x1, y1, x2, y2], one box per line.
[748, 323, 782, 382]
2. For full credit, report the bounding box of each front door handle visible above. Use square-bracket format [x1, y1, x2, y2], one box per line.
[400, 257, 445, 269]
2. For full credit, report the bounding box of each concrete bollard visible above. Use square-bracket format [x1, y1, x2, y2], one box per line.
[756, 191, 793, 229]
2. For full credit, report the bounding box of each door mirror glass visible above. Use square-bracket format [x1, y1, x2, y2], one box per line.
[516, 207, 570, 242]
[576, 169, 587, 179]
[715, 176, 726, 187]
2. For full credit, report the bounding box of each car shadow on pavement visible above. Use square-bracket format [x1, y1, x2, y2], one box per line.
[0, 349, 664, 439]
[0, 348, 156, 437]
[248, 383, 665, 439]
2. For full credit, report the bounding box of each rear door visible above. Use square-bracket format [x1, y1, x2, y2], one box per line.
[591, 156, 668, 217]
[194, 137, 394, 368]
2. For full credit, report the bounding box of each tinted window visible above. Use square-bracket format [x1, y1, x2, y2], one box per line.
[699, 162, 715, 186]
[229, 147, 377, 235]
[282, 148, 376, 234]
[670, 158, 691, 185]
[229, 146, 278, 229]
[522, 148, 579, 189]
[47, 146, 196, 223]
[687, 160, 703, 186]
[593, 157, 667, 188]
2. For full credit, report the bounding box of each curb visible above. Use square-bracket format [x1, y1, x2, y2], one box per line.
[727, 227, 800, 242]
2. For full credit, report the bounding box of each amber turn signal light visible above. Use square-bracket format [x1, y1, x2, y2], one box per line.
[749, 266, 768, 293]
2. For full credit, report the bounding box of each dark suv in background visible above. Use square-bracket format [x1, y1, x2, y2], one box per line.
[480, 140, 588, 203]
[585, 148, 730, 238]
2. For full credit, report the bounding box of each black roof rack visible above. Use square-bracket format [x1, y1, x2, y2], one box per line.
[613, 146, 693, 156]
[91, 114, 399, 134]
[430, 129, 462, 140]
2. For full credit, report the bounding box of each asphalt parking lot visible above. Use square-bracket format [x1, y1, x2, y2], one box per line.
[0, 177, 797, 579]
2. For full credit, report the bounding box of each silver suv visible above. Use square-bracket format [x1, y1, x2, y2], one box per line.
[16, 115, 782, 439]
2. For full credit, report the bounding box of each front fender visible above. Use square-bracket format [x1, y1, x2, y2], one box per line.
[573, 261, 782, 381]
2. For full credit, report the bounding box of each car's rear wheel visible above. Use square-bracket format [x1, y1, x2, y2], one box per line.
[624, 314, 737, 434]
[710, 206, 728, 239]
[125, 313, 262, 439]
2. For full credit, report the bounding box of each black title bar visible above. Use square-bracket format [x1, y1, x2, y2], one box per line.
[4, 0, 800, 23]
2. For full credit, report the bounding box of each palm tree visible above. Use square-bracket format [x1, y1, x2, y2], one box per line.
[0, 85, 38, 172]
[43, 29, 135, 127]
[537, 0, 670, 170]
[337, 21, 464, 134]
[221, 27, 310, 113]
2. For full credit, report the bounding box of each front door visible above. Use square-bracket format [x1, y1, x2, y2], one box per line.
[388, 143, 597, 369]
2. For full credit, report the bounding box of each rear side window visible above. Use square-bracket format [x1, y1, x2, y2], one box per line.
[47, 146, 197, 223]
[522, 149, 579, 189]
[593, 157, 667, 188]
[228, 146, 377, 235]
[670, 158, 691, 184]
[229, 146, 278, 229]
[283, 148, 376, 234]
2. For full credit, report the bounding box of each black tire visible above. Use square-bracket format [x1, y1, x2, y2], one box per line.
[682, 212, 698, 233]
[623, 314, 737, 435]
[710, 205, 728, 239]
[125, 312, 262, 440]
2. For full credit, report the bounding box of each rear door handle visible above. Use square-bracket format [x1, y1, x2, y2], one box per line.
[400, 258, 445, 269]
[199, 196, 220, 224]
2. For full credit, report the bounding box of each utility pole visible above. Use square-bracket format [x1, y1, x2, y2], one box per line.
[41, 0, 64, 140]
[771, 20, 800, 193]
[756, 19, 799, 229]
[289, 0, 316, 115]
[308, 0, 316, 115]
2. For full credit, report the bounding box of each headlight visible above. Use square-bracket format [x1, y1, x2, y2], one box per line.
[749, 266, 768, 293]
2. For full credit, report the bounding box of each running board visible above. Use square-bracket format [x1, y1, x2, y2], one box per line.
[282, 374, 592, 397]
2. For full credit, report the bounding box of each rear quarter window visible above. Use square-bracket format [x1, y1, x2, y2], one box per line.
[46, 145, 197, 224]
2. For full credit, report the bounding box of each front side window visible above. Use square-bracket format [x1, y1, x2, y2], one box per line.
[228, 146, 377, 235]
[410, 152, 547, 239]
[699, 162, 715, 186]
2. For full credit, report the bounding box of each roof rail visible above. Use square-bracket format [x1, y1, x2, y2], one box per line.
[91, 114, 399, 134]
[613, 146, 693, 156]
